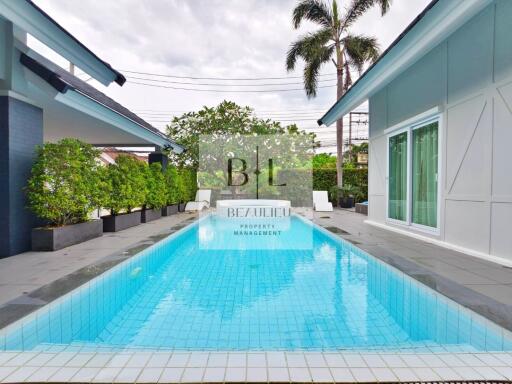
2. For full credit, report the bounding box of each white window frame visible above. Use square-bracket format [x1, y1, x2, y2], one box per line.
[385, 109, 442, 235]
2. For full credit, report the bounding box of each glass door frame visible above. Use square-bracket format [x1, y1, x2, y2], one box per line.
[386, 113, 442, 235]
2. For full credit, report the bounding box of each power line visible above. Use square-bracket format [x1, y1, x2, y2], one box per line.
[121, 69, 337, 81]
[126, 75, 336, 87]
[127, 80, 337, 93]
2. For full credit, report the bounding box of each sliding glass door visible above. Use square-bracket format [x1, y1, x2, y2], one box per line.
[388, 132, 408, 221]
[388, 119, 439, 230]
[412, 122, 438, 228]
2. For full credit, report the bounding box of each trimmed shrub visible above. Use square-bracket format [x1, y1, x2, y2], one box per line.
[178, 168, 197, 202]
[145, 162, 167, 209]
[164, 166, 180, 205]
[312, 167, 368, 204]
[105, 155, 146, 215]
[26, 138, 106, 227]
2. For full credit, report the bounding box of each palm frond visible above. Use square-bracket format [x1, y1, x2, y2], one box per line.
[292, 0, 333, 29]
[286, 27, 333, 71]
[341, 0, 392, 30]
[342, 34, 380, 74]
[303, 45, 335, 97]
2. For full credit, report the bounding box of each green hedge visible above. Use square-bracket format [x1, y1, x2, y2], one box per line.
[26, 138, 107, 226]
[313, 167, 368, 203]
[177, 167, 197, 203]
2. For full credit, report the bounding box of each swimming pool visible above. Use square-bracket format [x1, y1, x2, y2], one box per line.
[1, 214, 511, 352]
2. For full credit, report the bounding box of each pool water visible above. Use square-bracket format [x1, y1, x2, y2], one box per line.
[1, 214, 512, 352]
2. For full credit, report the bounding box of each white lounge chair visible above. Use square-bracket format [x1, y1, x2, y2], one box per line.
[185, 189, 212, 211]
[313, 191, 333, 212]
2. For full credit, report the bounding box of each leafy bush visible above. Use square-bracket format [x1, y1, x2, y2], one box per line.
[178, 168, 197, 202]
[26, 138, 106, 226]
[312, 167, 368, 203]
[105, 155, 146, 215]
[145, 162, 167, 209]
[164, 166, 180, 205]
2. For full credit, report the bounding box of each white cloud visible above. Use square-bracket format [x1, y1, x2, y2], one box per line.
[32, 0, 431, 150]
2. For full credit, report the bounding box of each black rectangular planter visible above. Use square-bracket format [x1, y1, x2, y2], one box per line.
[141, 208, 162, 223]
[32, 220, 103, 251]
[162, 204, 179, 216]
[178, 202, 187, 212]
[339, 197, 355, 208]
[102, 211, 141, 232]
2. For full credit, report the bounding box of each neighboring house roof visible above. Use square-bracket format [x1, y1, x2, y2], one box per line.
[0, 0, 125, 86]
[318, 0, 492, 126]
[20, 52, 184, 153]
[99, 148, 148, 165]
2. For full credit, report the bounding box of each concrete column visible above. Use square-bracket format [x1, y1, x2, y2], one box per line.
[0, 96, 43, 257]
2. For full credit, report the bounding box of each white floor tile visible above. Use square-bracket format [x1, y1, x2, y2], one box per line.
[227, 353, 246, 368]
[247, 353, 266, 367]
[224, 367, 245, 382]
[70, 367, 101, 383]
[330, 368, 354, 382]
[289, 367, 311, 382]
[137, 367, 163, 383]
[94, 367, 122, 382]
[3, 366, 38, 383]
[203, 367, 225, 382]
[246, 367, 267, 382]
[181, 367, 204, 383]
[305, 353, 327, 368]
[187, 353, 209, 367]
[351, 367, 376, 382]
[166, 353, 190, 368]
[114, 367, 142, 383]
[50, 367, 81, 382]
[207, 353, 227, 367]
[309, 367, 333, 382]
[267, 367, 289, 382]
[28, 366, 60, 382]
[371, 367, 396, 382]
[266, 352, 286, 367]
[158, 367, 184, 383]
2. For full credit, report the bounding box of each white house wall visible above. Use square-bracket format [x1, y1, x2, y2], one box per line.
[368, 0, 512, 264]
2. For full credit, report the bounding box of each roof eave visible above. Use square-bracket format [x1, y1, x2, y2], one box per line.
[318, 0, 492, 126]
[0, 0, 125, 86]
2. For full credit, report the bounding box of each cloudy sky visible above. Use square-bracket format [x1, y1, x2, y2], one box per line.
[31, 0, 430, 152]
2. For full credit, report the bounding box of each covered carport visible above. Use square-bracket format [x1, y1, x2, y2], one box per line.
[0, 0, 182, 257]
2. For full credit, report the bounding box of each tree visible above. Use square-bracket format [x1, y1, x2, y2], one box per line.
[144, 162, 167, 209]
[166, 100, 316, 169]
[105, 155, 146, 215]
[286, 0, 390, 187]
[26, 138, 106, 226]
[313, 153, 337, 169]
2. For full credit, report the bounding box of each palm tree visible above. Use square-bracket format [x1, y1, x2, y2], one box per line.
[286, 0, 390, 187]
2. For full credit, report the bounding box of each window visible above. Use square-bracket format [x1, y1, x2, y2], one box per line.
[387, 118, 440, 231]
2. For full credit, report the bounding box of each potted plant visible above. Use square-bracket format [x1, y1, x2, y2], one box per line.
[26, 138, 105, 251]
[102, 155, 146, 232]
[176, 171, 187, 212]
[162, 166, 180, 216]
[338, 184, 359, 208]
[141, 162, 166, 223]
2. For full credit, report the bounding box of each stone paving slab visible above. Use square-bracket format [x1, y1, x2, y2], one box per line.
[312, 210, 512, 332]
[0, 351, 511, 383]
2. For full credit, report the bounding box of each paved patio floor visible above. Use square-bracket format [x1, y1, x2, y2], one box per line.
[0, 213, 195, 308]
[1, 209, 512, 383]
[312, 209, 512, 331]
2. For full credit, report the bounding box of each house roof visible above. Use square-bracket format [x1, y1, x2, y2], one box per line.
[24, 0, 126, 86]
[317, 0, 492, 126]
[20, 52, 184, 152]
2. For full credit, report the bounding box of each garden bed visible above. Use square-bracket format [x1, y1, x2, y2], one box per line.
[102, 211, 141, 232]
[162, 204, 179, 216]
[31, 220, 103, 251]
[141, 208, 162, 223]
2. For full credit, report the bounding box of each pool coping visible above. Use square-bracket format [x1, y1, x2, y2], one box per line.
[0, 216, 197, 330]
[1, 213, 512, 382]
[315, 221, 512, 334]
